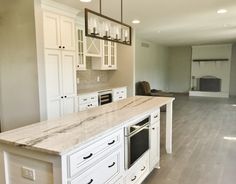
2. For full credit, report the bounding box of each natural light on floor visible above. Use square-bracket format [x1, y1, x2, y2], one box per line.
[232, 104, 236, 107]
[224, 136, 236, 141]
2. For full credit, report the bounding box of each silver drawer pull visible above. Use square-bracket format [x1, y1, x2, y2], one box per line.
[141, 166, 146, 171]
[83, 153, 93, 160]
[131, 176, 137, 181]
[108, 140, 115, 145]
[108, 162, 115, 168]
[87, 179, 93, 184]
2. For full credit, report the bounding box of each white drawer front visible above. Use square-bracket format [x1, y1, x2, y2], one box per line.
[68, 130, 122, 178]
[70, 149, 122, 184]
[125, 152, 149, 184]
[151, 109, 160, 124]
[78, 101, 98, 111]
[113, 87, 127, 102]
[78, 93, 98, 105]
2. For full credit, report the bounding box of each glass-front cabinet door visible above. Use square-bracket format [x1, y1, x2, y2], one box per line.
[77, 26, 86, 70]
[110, 42, 117, 69]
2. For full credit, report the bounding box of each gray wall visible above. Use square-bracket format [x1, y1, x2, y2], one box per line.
[230, 44, 236, 96]
[168, 47, 192, 93]
[109, 38, 135, 97]
[135, 38, 169, 91]
[0, 0, 40, 131]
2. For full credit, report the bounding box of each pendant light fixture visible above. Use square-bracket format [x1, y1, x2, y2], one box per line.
[84, 0, 132, 45]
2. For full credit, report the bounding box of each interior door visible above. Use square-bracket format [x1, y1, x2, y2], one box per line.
[43, 12, 61, 50]
[61, 51, 77, 114]
[45, 49, 63, 119]
[60, 16, 75, 51]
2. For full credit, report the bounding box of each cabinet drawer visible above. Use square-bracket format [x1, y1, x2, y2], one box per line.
[68, 130, 123, 178]
[113, 87, 127, 102]
[151, 109, 160, 124]
[78, 101, 98, 111]
[70, 149, 122, 184]
[125, 152, 149, 184]
[78, 93, 98, 104]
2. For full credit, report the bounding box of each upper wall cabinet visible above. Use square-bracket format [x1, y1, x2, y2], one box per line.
[43, 11, 75, 51]
[76, 25, 86, 70]
[92, 41, 117, 70]
[86, 37, 102, 57]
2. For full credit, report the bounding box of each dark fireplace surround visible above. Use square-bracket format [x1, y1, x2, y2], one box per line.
[199, 76, 221, 92]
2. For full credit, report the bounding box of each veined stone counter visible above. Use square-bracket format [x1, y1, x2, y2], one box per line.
[0, 96, 174, 155]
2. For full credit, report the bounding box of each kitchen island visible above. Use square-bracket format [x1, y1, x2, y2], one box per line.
[0, 96, 174, 184]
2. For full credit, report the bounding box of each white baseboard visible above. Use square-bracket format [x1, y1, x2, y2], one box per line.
[189, 91, 229, 98]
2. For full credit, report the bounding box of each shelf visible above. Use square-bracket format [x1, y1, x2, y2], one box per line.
[193, 59, 229, 62]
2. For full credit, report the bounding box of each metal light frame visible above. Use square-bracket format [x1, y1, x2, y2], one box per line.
[84, 0, 132, 46]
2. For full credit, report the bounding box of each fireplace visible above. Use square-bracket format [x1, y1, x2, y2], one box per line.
[199, 76, 221, 92]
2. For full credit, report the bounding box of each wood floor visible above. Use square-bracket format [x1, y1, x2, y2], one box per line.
[144, 96, 236, 184]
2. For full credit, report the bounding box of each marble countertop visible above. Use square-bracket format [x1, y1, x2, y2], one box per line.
[0, 96, 174, 156]
[77, 85, 126, 95]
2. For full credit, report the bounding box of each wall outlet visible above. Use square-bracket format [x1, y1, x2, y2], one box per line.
[22, 166, 36, 181]
[97, 76, 100, 82]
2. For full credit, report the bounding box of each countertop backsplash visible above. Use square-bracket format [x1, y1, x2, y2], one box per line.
[77, 58, 113, 91]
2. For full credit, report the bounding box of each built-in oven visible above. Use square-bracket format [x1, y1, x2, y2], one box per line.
[98, 90, 113, 105]
[125, 115, 150, 169]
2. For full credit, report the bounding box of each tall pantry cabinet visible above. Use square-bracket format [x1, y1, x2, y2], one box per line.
[41, 3, 78, 119]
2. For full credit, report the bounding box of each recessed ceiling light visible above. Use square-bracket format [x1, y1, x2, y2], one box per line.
[80, 0, 92, 2]
[132, 20, 140, 24]
[217, 9, 227, 14]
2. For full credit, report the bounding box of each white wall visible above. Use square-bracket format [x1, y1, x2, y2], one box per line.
[230, 44, 236, 96]
[168, 47, 192, 93]
[0, 0, 40, 131]
[191, 44, 232, 94]
[135, 38, 169, 91]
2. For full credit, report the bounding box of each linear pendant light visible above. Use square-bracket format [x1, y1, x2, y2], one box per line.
[84, 0, 132, 46]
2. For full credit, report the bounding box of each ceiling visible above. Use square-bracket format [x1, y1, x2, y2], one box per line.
[54, 0, 236, 46]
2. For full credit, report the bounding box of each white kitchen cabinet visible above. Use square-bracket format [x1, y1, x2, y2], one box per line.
[92, 41, 117, 70]
[86, 37, 102, 57]
[43, 11, 75, 51]
[78, 93, 98, 111]
[76, 25, 86, 70]
[125, 152, 149, 184]
[70, 148, 123, 184]
[45, 49, 77, 119]
[150, 123, 160, 170]
[113, 87, 127, 102]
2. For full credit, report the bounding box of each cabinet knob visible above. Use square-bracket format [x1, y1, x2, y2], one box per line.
[108, 140, 115, 145]
[152, 128, 155, 130]
[64, 96, 67, 98]
[87, 179, 93, 184]
[83, 153, 93, 160]
[141, 166, 146, 171]
[63, 46, 65, 49]
[77, 65, 80, 68]
[108, 162, 115, 168]
[61, 96, 64, 99]
[131, 176, 137, 181]
[59, 46, 61, 48]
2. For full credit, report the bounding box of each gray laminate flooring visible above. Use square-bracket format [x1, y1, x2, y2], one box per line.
[143, 95, 236, 184]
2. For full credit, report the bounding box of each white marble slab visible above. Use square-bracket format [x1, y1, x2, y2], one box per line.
[0, 96, 174, 155]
